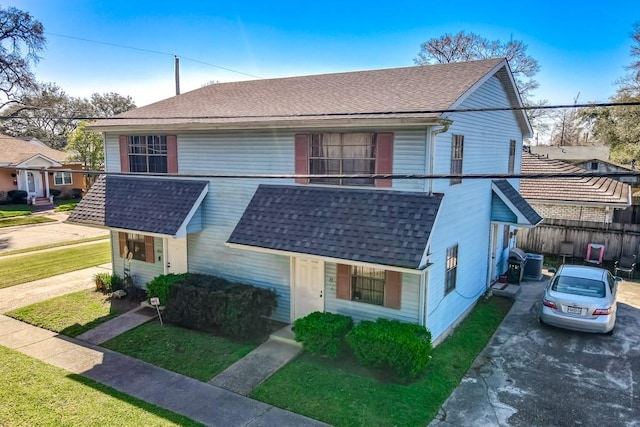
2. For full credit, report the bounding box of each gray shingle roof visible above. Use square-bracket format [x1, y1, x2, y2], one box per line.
[90, 59, 517, 130]
[492, 180, 543, 226]
[227, 185, 442, 269]
[520, 152, 631, 206]
[67, 175, 208, 236]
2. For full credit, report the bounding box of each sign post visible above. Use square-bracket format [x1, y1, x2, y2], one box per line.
[149, 297, 163, 326]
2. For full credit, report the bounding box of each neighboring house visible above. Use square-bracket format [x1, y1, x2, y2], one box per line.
[68, 58, 541, 344]
[520, 151, 631, 223]
[529, 144, 610, 162]
[0, 134, 86, 203]
[571, 158, 638, 185]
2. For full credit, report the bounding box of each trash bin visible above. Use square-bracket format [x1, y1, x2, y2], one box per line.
[524, 253, 544, 281]
[507, 248, 527, 284]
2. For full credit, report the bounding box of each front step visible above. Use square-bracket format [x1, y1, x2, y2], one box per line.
[32, 197, 53, 206]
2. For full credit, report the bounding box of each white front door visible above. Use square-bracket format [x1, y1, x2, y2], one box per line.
[293, 257, 324, 320]
[489, 224, 499, 283]
[166, 237, 188, 274]
[26, 171, 43, 197]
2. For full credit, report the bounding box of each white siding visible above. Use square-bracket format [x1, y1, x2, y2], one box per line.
[324, 262, 421, 323]
[426, 75, 525, 341]
[110, 231, 164, 287]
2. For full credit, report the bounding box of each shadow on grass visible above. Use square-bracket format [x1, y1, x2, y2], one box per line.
[60, 294, 143, 337]
[66, 372, 204, 426]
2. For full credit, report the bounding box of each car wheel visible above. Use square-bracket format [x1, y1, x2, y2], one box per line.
[605, 326, 615, 336]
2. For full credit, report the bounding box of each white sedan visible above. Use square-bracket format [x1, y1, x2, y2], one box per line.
[540, 265, 618, 334]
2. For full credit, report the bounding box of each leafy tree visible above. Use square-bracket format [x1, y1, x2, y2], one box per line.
[0, 5, 45, 110]
[66, 121, 103, 188]
[1, 83, 136, 149]
[414, 31, 547, 131]
[581, 23, 640, 162]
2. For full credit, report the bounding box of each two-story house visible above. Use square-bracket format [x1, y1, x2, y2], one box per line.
[69, 58, 541, 344]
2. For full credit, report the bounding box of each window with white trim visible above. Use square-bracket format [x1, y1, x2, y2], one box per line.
[445, 244, 458, 294]
[125, 233, 147, 262]
[450, 135, 464, 185]
[351, 266, 385, 305]
[129, 135, 168, 173]
[54, 171, 72, 185]
[508, 140, 516, 174]
[309, 132, 376, 186]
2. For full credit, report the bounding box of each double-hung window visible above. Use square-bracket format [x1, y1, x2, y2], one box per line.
[445, 244, 459, 294]
[508, 140, 516, 174]
[128, 136, 168, 173]
[309, 132, 377, 186]
[54, 171, 72, 185]
[450, 135, 464, 185]
[351, 266, 386, 306]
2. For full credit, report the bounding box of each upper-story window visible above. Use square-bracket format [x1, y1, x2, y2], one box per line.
[508, 140, 516, 174]
[309, 133, 376, 186]
[295, 132, 393, 188]
[119, 135, 177, 174]
[129, 136, 168, 173]
[450, 134, 464, 185]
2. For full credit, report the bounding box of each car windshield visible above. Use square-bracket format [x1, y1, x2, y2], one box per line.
[552, 275, 606, 298]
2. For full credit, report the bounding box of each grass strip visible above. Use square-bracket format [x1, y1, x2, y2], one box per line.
[0, 216, 55, 228]
[0, 235, 109, 257]
[0, 241, 111, 289]
[103, 322, 256, 382]
[0, 346, 202, 426]
[6, 289, 130, 337]
[251, 297, 512, 427]
[0, 204, 34, 218]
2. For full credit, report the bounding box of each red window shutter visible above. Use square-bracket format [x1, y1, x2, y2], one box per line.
[119, 135, 129, 172]
[384, 271, 402, 309]
[167, 135, 178, 173]
[118, 232, 127, 258]
[144, 236, 155, 263]
[294, 133, 310, 184]
[375, 132, 394, 188]
[336, 264, 352, 300]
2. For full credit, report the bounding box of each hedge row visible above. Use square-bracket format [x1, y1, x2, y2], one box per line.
[294, 311, 432, 381]
[163, 273, 277, 338]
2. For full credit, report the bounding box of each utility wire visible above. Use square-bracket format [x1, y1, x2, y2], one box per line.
[45, 31, 262, 79]
[4, 165, 640, 180]
[3, 101, 640, 121]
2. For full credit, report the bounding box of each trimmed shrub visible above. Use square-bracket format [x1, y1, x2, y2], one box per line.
[7, 190, 27, 204]
[94, 273, 123, 293]
[146, 273, 187, 306]
[294, 311, 353, 358]
[347, 318, 432, 381]
[71, 188, 84, 199]
[164, 273, 277, 338]
[49, 189, 62, 198]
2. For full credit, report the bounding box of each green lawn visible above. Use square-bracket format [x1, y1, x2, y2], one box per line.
[0, 241, 111, 289]
[251, 297, 513, 427]
[0, 346, 202, 426]
[103, 322, 256, 382]
[6, 289, 134, 337]
[55, 199, 80, 212]
[0, 204, 34, 218]
[0, 235, 109, 257]
[0, 216, 55, 228]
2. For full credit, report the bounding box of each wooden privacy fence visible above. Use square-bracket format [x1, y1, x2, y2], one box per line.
[516, 218, 640, 262]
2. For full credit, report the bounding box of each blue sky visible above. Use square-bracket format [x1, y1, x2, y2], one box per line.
[7, 0, 640, 107]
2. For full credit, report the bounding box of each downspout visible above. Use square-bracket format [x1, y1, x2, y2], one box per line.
[425, 122, 451, 195]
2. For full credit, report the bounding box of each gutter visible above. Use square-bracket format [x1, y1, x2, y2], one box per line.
[425, 121, 452, 194]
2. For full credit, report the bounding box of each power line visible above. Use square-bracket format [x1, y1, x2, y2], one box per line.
[3, 101, 640, 121]
[3, 165, 640, 180]
[45, 32, 262, 79]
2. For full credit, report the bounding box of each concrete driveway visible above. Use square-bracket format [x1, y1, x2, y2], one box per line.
[0, 212, 108, 253]
[431, 274, 640, 427]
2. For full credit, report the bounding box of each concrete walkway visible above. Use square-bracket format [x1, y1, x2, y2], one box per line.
[209, 331, 302, 395]
[0, 315, 327, 427]
[0, 263, 112, 314]
[76, 306, 158, 344]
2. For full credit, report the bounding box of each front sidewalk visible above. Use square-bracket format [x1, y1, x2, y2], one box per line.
[0, 315, 327, 427]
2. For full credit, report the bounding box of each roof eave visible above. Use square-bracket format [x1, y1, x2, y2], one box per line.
[87, 116, 449, 133]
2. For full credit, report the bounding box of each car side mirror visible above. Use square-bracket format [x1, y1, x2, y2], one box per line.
[614, 276, 623, 282]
